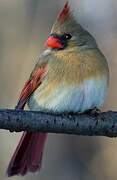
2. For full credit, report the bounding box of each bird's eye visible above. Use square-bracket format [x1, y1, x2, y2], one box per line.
[61, 34, 72, 41]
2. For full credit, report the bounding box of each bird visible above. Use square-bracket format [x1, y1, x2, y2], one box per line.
[6, 1, 109, 177]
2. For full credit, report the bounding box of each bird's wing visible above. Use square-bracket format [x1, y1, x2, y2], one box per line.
[15, 63, 48, 110]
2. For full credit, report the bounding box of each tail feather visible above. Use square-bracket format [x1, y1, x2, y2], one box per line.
[7, 132, 47, 177]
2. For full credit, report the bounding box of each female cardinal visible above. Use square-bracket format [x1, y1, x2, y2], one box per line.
[7, 1, 109, 177]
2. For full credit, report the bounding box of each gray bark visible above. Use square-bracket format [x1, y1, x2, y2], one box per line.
[0, 109, 117, 137]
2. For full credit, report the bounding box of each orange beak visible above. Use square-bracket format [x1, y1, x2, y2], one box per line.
[45, 36, 63, 49]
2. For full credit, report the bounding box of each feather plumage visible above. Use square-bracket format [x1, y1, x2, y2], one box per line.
[7, 64, 48, 177]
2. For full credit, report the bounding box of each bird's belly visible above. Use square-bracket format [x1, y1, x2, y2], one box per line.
[28, 76, 108, 113]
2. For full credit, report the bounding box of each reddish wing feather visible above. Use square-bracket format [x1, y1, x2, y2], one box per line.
[7, 64, 48, 176]
[57, 1, 71, 22]
[16, 64, 47, 109]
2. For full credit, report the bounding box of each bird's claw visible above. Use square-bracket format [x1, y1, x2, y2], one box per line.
[85, 107, 101, 117]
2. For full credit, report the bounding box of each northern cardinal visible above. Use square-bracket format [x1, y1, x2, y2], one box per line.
[7, 1, 109, 177]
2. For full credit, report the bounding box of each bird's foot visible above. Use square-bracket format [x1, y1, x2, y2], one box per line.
[85, 107, 101, 117]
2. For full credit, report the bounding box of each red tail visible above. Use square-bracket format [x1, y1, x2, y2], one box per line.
[7, 132, 47, 177]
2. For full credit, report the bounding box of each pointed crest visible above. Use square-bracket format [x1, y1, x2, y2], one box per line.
[51, 1, 84, 36]
[57, 1, 71, 22]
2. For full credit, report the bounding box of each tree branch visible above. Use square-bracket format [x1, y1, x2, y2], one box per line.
[0, 108, 117, 137]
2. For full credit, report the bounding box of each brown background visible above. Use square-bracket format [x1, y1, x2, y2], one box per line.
[0, 0, 117, 180]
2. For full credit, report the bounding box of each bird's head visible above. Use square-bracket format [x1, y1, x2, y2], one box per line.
[46, 1, 97, 51]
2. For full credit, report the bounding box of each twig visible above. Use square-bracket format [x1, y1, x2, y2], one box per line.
[0, 108, 117, 137]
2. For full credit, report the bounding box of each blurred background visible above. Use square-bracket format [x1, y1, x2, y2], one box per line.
[0, 0, 117, 179]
